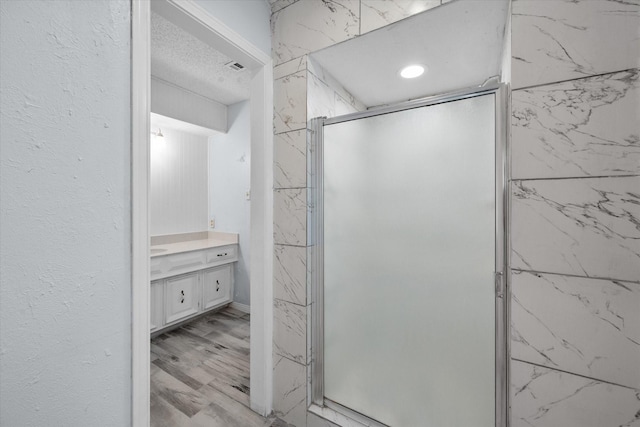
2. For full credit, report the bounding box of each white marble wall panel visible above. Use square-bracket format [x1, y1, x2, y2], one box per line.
[511, 360, 640, 427]
[274, 298, 307, 364]
[275, 130, 306, 189]
[335, 92, 360, 116]
[360, 0, 441, 34]
[512, 0, 640, 89]
[274, 188, 307, 246]
[274, 55, 308, 80]
[511, 177, 640, 282]
[270, 0, 298, 15]
[274, 244, 307, 306]
[271, 0, 359, 66]
[512, 69, 640, 179]
[308, 71, 336, 120]
[307, 58, 366, 113]
[274, 71, 307, 134]
[511, 271, 640, 389]
[274, 355, 308, 427]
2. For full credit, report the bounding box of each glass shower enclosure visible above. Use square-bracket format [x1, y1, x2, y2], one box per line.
[309, 85, 508, 427]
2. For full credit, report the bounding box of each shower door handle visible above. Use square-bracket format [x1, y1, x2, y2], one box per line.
[495, 272, 504, 299]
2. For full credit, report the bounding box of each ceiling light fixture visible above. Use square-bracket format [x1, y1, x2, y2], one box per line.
[400, 64, 426, 79]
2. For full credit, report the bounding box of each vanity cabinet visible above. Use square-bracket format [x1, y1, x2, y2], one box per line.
[203, 265, 231, 310]
[165, 272, 200, 325]
[150, 244, 237, 335]
[150, 280, 163, 333]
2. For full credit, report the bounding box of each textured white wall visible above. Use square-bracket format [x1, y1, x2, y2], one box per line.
[209, 101, 251, 306]
[150, 128, 209, 236]
[194, 0, 271, 56]
[0, 1, 132, 425]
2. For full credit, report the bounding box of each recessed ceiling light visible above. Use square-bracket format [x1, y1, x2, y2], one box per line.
[400, 65, 426, 79]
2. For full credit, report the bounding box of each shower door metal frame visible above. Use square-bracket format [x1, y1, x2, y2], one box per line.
[308, 82, 510, 427]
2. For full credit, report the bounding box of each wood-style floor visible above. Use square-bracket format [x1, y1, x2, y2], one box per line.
[150, 306, 287, 427]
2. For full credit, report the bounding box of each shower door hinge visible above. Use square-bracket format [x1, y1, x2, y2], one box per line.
[495, 272, 505, 299]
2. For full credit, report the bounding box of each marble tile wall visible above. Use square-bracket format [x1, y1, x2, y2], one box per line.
[271, 0, 359, 66]
[273, 1, 640, 426]
[273, 355, 307, 426]
[512, 69, 640, 180]
[511, 271, 640, 389]
[511, 360, 640, 427]
[511, 0, 640, 90]
[511, 177, 640, 281]
[360, 0, 441, 34]
[307, 58, 365, 120]
[510, 1, 640, 425]
[271, 2, 435, 425]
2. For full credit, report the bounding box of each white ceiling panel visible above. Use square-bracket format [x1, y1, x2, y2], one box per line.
[310, 0, 509, 107]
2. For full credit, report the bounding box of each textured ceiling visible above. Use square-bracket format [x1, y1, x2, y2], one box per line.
[150, 11, 250, 106]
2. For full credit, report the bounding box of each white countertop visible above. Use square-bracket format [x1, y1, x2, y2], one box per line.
[150, 231, 238, 258]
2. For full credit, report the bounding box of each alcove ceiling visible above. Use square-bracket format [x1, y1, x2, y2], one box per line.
[150, 10, 251, 106]
[310, 0, 510, 107]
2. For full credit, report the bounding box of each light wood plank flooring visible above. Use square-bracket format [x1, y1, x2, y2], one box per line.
[150, 307, 287, 427]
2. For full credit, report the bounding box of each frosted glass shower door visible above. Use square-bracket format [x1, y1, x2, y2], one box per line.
[322, 94, 497, 426]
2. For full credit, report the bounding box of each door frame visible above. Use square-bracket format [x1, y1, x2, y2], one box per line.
[131, 1, 274, 425]
[309, 83, 509, 427]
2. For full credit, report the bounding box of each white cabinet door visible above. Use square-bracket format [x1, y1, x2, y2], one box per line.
[202, 265, 232, 310]
[150, 279, 164, 332]
[165, 272, 200, 325]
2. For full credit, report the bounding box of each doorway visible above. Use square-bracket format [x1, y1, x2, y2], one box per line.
[131, 1, 273, 425]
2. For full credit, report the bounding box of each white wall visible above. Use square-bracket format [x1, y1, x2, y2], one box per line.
[150, 128, 209, 236]
[0, 1, 131, 425]
[194, 0, 271, 56]
[151, 77, 228, 133]
[209, 101, 251, 306]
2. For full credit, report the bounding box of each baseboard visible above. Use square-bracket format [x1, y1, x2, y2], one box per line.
[230, 301, 250, 314]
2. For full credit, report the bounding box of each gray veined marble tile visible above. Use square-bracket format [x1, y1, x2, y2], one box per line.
[334, 92, 360, 116]
[512, 0, 640, 89]
[269, 0, 298, 15]
[511, 360, 640, 427]
[271, 0, 359, 66]
[274, 71, 307, 134]
[512, 69, 640, 179]
[274, 188, 307, 246]
[274, 56, 308, 80]
[273, 355, 308, 427]
[511, 177, 640, 282]
[274, 244, 307, 305]
[307, 58, 366, 114]
[511, 271, 640, 389]
[360, 0, 441, 34]
[308, 71, 336, 121]
[274, 298, 307, 364]
[275, 130, 306, 189]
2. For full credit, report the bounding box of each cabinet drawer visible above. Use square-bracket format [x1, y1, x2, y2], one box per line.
[166, 251, 206, 275]
[206, 246, 236, 264]
[202, 265, 232, 310]
[165, 272, 200, 325]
